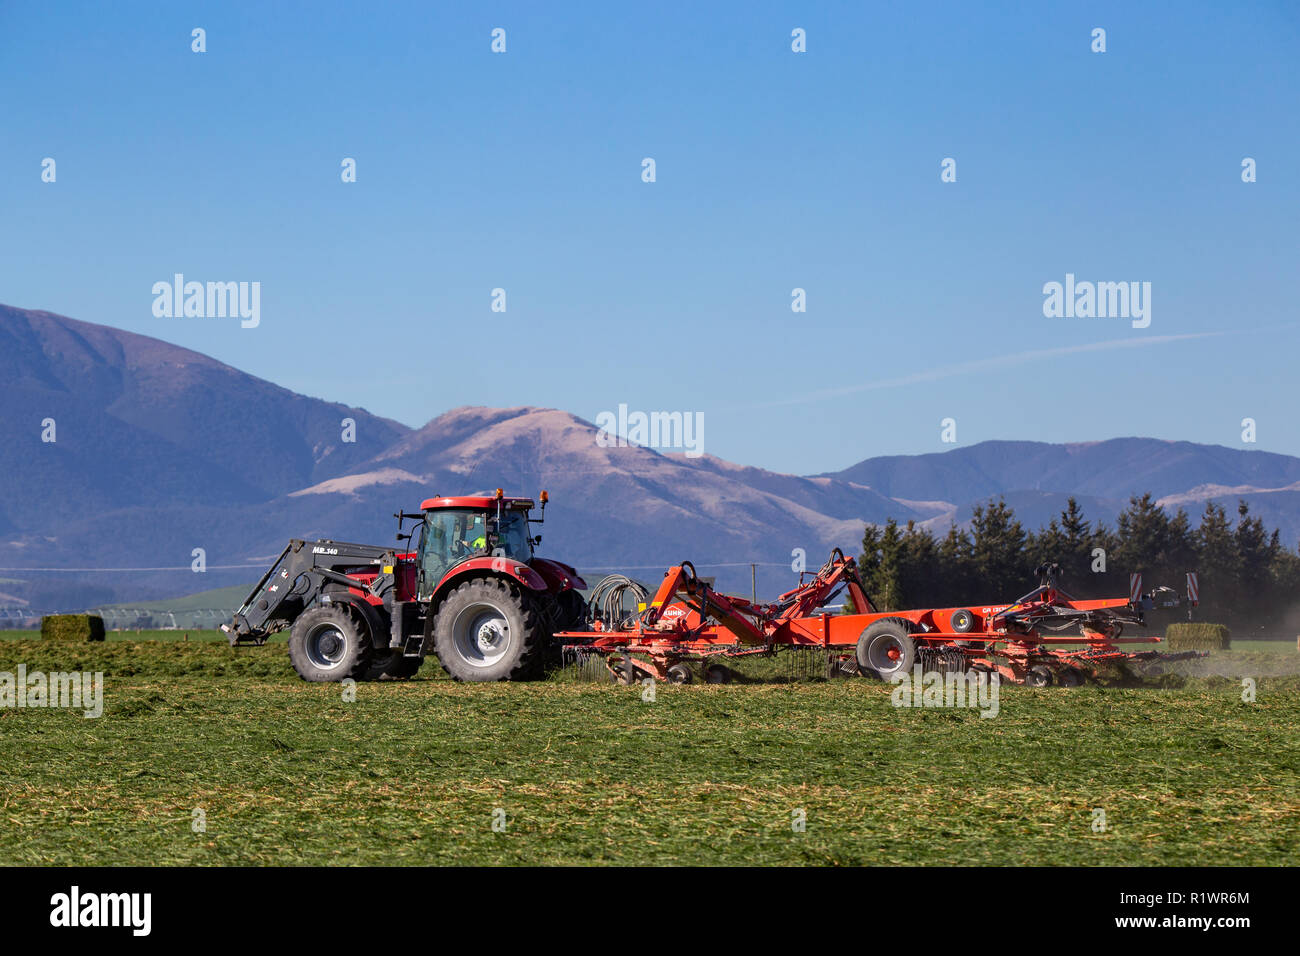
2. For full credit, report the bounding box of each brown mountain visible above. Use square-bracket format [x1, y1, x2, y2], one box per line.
[0, 303, 410, 524]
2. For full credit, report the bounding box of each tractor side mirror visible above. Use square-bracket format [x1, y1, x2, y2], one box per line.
[532, 535, 542, 546]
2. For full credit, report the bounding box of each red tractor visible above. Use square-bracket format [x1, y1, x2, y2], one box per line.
[224, 490, 587, 682]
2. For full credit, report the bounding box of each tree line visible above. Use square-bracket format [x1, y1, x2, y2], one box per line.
[855, 494, 1300, 637]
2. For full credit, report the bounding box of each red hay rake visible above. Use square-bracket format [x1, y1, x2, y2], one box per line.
[558, 552, 1192, 686]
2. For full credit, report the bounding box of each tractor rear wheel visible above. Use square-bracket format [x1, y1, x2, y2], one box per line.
[856, 617, 918, 681]
[432, 578, 547, 681]
[552, 589, 587, 630]
[288, 606, 371, 682]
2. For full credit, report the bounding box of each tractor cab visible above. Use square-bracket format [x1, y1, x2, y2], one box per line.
[412, 491, 543, 599]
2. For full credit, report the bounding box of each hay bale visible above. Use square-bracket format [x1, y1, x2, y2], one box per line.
[40, 613, 106, 643]
[1165, 622, 1230, 651]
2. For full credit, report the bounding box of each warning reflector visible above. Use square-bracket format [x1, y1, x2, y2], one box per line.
[1129, 572, 1142, 604]
[1186, 571, 1199, 606]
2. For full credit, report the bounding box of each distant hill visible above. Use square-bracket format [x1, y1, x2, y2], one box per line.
[822, 438, 1300, 503]
[820, 439, 1300, 545]
[0, 304, 410, 528]
[96, 583, 256, 613]
[3, 303, 1299, 611]
[89, 582, 257, 631]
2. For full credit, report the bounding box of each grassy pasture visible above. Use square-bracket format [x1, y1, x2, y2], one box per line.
[0, 634, 1296, 865]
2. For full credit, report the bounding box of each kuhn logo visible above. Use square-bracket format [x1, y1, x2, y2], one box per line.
[661, 606, 687, 620]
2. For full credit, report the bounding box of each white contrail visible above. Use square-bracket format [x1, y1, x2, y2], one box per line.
[749, 330, 1228, 409]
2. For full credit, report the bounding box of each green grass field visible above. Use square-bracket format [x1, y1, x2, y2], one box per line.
[1, 633, 1297, 865]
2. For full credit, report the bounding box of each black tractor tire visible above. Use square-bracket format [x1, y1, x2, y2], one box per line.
[432, 578, 547, 681]
[288, 606, 372, 682]
[357, 649, 423, 681]
[553, 589, 587, 630]
[856, 617, 918, 681]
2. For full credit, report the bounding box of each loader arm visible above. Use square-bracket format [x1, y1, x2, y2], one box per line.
[232, 542, 292, 624]
[223, 539, 394, 645]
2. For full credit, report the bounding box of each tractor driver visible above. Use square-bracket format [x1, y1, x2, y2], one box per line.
[460, 513, 488, 554]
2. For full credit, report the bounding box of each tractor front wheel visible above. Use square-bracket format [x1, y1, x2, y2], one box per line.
[432, 578, 547, 681]
[288, 606, 371, 682]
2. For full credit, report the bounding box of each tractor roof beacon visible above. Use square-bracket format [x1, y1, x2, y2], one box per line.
[223, 489, 588, 683]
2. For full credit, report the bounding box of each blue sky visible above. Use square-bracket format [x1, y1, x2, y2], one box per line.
[3, 1, 1297, 474]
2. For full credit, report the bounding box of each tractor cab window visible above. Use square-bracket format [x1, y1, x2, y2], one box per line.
[420, 509, 487, 584]
[494, 509, 533, 561]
